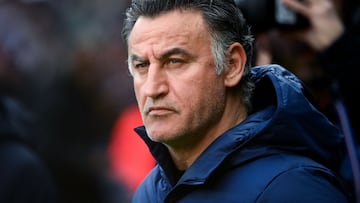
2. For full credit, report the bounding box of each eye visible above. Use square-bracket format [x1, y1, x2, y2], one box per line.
[168, 58, 184, 65]
[134, 61, 149, 69]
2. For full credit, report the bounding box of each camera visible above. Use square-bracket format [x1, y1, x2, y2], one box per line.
[235, 0, 309, 33]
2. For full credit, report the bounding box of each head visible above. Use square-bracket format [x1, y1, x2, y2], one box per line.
[122, 0, 254, 150]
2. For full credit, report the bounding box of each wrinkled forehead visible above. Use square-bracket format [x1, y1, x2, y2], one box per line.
[128, 9, 210, 55]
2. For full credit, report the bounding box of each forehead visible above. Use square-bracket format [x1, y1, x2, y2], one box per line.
[128, 10, 210, 57]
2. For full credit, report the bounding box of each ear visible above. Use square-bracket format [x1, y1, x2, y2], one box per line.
[224, 42, 247, 87]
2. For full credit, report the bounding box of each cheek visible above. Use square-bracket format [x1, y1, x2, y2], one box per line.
[185, 81, 225, 131]
[133, 82, 144, 108]
[186, 77, 224, 111]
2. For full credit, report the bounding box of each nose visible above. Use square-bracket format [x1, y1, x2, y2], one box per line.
[143, 65, 169, 99]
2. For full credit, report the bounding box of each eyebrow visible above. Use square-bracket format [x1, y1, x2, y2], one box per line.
[130, 54, 146, 63]
[130, 47, 194, 63]
[159, 47, 193, 60]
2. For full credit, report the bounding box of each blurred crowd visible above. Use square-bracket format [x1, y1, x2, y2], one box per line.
[249, 0, 360, 199]
[0, 0, 359, 202]
[0, 0, 134, 202]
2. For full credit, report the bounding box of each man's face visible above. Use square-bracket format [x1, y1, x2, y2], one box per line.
[127, 10, 227, 148]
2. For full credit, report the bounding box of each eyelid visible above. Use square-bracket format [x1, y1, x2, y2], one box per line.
[168, 58, 183, 63]
[133, 61, 149, 69]
[131, 54, 149, 68]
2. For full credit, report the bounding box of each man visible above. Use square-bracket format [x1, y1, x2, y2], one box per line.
[122, 0, 351, 202]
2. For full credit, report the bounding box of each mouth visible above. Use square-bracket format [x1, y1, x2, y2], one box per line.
[146, 106, 175, 116]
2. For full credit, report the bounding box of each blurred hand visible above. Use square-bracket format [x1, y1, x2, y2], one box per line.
[282, 0, 344, 51]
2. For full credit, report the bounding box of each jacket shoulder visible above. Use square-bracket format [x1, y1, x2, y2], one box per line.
[132, 165, 167, 203]
[224, 153, 350, 202]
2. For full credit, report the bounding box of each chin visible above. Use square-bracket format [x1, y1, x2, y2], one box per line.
[147, 130, 177, 144]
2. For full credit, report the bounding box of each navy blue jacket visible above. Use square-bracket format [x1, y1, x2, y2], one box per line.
[133, 64, 351, 203]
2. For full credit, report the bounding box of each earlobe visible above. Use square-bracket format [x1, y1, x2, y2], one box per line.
[224, 43, 247, 87]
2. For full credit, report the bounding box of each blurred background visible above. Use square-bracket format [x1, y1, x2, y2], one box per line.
[0, 0, 136, 202]
[0, 0, 358, 202]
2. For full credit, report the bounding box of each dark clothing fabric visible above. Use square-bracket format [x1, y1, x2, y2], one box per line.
[318, 7, 360, 196]
[0, 97, 58, 203]
[132, 64, 351, 203]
